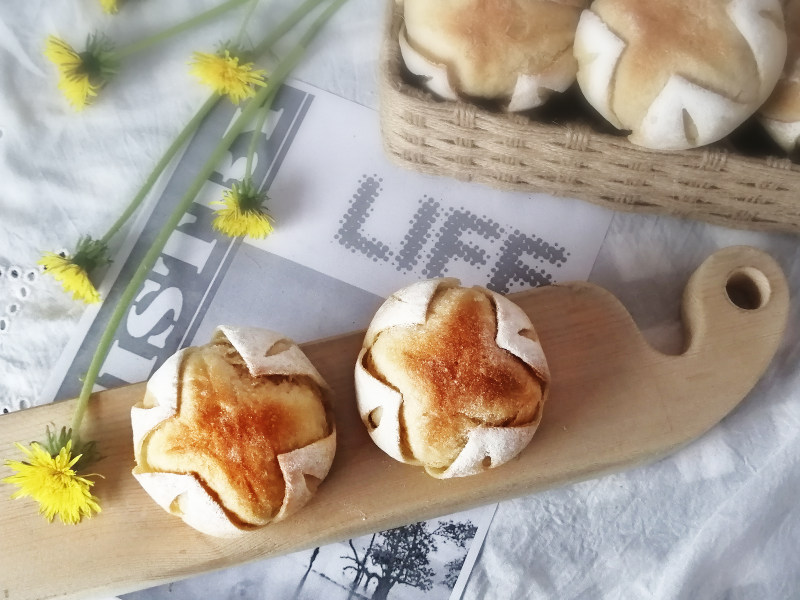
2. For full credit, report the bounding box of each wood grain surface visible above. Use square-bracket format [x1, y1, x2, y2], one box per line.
[0, 246, 789, 600]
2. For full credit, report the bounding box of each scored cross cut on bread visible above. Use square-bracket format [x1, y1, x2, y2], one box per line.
[131, 326, 336, 537]
[573, 0, 788, 150]
[355, 278, 550, 479]
[398, 0, 588, 112]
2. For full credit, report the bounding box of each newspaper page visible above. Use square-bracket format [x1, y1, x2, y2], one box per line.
[43, 80, 613, 600]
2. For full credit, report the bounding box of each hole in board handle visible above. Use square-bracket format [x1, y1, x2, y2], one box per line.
[725, 267, 771, 311]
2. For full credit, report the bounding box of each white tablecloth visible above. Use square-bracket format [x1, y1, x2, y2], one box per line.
[1, 1, 798, 599]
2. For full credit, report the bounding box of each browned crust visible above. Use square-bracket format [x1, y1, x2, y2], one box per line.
[403, 0, 585, 98]
[146, 337, 328, 525]
[367, 284, 545, 469]
[761, 0, 800, 121]
[592, 0, 764, 126]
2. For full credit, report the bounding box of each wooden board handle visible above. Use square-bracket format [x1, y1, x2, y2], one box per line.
[683, 245, 787, 352]
[678, 245, 789, 421]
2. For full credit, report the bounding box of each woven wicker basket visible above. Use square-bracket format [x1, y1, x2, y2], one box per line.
[378, 1, 800, 234]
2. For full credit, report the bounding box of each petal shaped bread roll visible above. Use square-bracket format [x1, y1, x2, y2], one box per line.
[355, 278, 550, 478]
[759, 0, 800, 153]
[573, 0, 787, 149]
[131, 326, 335, 537]
[399, 0, 588, 111]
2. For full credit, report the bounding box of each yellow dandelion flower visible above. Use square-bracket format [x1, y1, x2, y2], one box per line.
[190, 49, 267, 104]
[100, 0, 119, 14]
[3, 441, 101, 524]
[44, 37, 97, 110]
[40, 253, 101, 303]
[44, 35, 117, 110]
[212, 180, 275, 238]
[39, 236, 110, 304]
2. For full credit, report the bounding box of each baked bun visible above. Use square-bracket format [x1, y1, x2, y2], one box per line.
[398, 0, 588, 112]
[131, 326, 335, 537]
[573, 0, 787, 149]
[759, 0, 800, 153]
[355, 278, 549, 478]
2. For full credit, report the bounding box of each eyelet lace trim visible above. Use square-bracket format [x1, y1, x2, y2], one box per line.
[0, 259, 50, 414]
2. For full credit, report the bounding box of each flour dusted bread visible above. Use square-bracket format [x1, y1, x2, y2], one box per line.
[759, 0, 800, 153]
[355, 279, 549, 478]
[131, 326, 335, 537]
[573, 0, 787, 149]
[399, 0, 587, 111]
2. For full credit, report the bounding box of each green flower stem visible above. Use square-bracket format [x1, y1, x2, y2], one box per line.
[290, 0, 349, 56]
[97, 0, 338, 248]
[112, 0, 250, 61]
[233, 0, 261, 48]
[70, 0, 349, 440]
[244, 90, 277, 181]
[250, 0, 329, 58]
[100, 94, 220, 245]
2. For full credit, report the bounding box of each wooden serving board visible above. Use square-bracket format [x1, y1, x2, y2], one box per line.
[0, 246, 789, 600]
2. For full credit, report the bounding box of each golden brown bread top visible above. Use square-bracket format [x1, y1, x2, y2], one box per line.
[139, 336, 328, 527]
[366, 285, 544, 473]
[761, 0, 800, 121]
[403, 0, 585, 99]
[592, 0, 764, 127]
